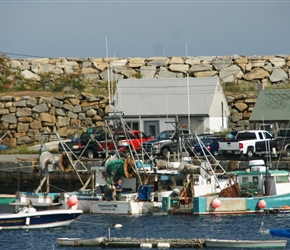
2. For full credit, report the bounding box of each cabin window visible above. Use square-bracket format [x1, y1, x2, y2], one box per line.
[253, 177, 259, 186]
[242, 177, 249, 183]
[276, 175, 290, 183]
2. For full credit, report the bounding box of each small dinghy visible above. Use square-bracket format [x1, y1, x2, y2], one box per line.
[57, 237, 105, 246]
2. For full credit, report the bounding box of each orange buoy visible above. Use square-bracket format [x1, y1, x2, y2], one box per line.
[67, 196, 78, 207]
[211, 198, 221, 208]
[258, 199, 266, 208]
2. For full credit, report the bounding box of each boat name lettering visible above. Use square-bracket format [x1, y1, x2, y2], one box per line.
[0, 219, 24, 224]
[98, 204, 117, 208]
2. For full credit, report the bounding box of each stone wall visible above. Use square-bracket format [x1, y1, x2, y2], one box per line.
[0, 93, 110, 146]
[1, 54, 290, 145]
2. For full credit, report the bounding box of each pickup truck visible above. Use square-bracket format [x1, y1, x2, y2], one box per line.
[141, 129, 191, 157]
[58, 129, 117, 158]
[59, 128, 152, 158]
[275, 128, 290, 158]
[218, 130, 280, 158]
[190, 136, 221, 156]
[118, 130, 154, 154]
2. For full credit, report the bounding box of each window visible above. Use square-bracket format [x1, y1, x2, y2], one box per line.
[276, 175, 289, 183]
[125, 121, 139, 130]
[253, 176, 259, 186]
[242, 177, 249, 183]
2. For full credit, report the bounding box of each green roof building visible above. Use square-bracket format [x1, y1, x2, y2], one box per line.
[249, 89, 290, 133]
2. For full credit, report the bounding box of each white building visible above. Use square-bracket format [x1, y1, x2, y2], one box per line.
[111, 77, 230, 136]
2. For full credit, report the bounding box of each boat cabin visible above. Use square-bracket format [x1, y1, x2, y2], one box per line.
[228, 160, 290, 196]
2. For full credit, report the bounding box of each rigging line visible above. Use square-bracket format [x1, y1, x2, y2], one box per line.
[2, 0, 289, 2]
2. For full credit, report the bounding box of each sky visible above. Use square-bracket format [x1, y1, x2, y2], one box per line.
[1, 0, 290, 59]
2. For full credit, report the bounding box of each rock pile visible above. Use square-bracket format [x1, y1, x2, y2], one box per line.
[8, 55, 290, 84]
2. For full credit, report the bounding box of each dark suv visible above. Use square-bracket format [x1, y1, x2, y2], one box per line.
[142, 129, 191, 157]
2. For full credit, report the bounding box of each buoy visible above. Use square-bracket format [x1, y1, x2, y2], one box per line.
[25, 217, 30, 226]
[67, 196, 78, 207]
[211, 198, 221, 208]
[258, 199, 266, 208]
[114, 224, 123, 228]
[140, 242, 152, 248]
[157, 242, 170, 248]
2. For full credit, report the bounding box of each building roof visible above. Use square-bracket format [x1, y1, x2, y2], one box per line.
[250, 89, 290, 121]
[112, 77, 224, 117]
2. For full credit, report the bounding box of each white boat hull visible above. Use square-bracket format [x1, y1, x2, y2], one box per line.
[205, 239, 287, 248]
[89, 200, 158, 215]
[57, 237, 104, 246]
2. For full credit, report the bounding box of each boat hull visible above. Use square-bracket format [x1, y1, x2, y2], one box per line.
[0, 209, 83, 229]
[89, 200, 158, 215]
[193, 193, 290, 215]
[57, 237, 104, 246]
[205, 239, 287, 248]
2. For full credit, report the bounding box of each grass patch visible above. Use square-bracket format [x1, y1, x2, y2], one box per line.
[0, 145, 58, 155]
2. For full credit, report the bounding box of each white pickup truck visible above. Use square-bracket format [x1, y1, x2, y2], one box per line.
[218, 130, 280, 158]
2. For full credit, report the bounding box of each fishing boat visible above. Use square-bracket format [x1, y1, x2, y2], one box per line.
[0, 203, 83, 229]
[89, 156, 227, 215]
[205, 238, 287, 248]
[159, 133, 290, 215]
[192, 159, 290, 215]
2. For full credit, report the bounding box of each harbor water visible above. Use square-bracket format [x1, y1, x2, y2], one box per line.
[0, 210, 289, 250]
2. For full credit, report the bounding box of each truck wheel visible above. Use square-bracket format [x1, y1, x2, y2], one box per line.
[286, 149, 290, 158]
[246, 147, 254, 158]
[86, 149, 94, 159]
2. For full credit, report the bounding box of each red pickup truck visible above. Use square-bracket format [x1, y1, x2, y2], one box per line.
[118, 130, 154, 154]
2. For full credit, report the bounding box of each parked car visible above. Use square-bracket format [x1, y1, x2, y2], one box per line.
[189, 137, 220, 156]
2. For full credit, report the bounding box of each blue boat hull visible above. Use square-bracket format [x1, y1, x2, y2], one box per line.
[0, 209, 83, 229]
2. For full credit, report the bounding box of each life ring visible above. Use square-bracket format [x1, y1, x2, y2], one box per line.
[59, 152, 73, 172]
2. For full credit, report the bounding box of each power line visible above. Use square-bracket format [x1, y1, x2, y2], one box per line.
[0, 51, 52, 59]
[0, 0, 289, 2]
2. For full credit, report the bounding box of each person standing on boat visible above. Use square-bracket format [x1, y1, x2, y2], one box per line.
[114, 179, 123, 201]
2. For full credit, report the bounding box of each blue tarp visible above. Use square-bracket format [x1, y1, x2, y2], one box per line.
[269, 229, 290, 238]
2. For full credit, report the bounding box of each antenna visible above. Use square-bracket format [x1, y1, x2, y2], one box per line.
[186, 43, 190, 132]
[106, 36, 111, 104]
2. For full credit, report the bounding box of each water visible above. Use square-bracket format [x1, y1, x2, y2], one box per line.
[0, 213, 289, 250]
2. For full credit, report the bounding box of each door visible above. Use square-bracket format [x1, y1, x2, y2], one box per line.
[144, 121, 159, 137]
